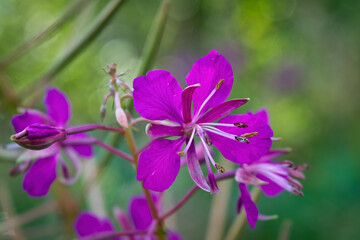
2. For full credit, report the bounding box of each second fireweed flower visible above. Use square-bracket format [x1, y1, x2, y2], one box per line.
[133, 50, 273, 193]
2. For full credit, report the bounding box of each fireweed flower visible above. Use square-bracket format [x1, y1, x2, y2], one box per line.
[11, 88, 93, 197]
[234, 110, 307, 228]
[235, 150, 307, 228]
[133, 50, 273, 193]
[75, 194, 181, 240]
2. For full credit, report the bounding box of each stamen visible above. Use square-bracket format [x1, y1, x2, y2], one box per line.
[197, 127, 217, 167]
[193, 79, 226, 122]
[235, 136, 249, 143]
[215, 163, 225, 173]
[216, 79, 225, 90]
[204, 132, 212, 146]
[201, 122, 246, 128]
[181, 128, 196, 155]
[242, 132, 258, 138]
[202, 126, 237, 140]
[234, 122, 248, 128]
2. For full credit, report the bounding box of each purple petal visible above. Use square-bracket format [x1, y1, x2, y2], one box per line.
[186, 140, 210, 192]
[45, 87, 71, 126]
[238, 183, 258, 229]
[197, 98, 249, 123]
[182, 84, 200, 123]
[74, 212, 118, 239]
[208, 114, 273, 164]
[66, 133, 93, 158]
[22, 154, 58, 197]
[258, 175, 284, 197]
[128, 194, 157, 231]
[147, 124, 183, 138]
[133, 70, 183, 124]
[259, 148, 291, 162]
[12, 110, 46, 133]
[167, 231, 182, 240]
[186, 50, 233, 116]
[137, 138, 183, 192]
[248, 108, 270, 124]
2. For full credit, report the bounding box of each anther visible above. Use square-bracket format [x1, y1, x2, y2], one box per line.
[177, 151, 185, 156]
[235, 136, 249, 143]
[204, 132, 212, 146]
[242, 132, 258, 138]
[234, 122, 248, 128]
[216, 79, 225, 90]
[215, 163, 225, 173]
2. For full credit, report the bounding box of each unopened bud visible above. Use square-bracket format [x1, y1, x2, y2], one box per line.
[116, 107, 128, 128]
[100, 104, 106, 122]
[11, 124, 66, 150]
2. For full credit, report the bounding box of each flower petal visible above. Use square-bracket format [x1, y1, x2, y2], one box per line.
[147, 124, 183, 138]
[137, 138, 183, 192]
[22, 154, 58, 197]
[182, 84, 200, 123]
[128, 194, 157, 231]
[238, 183, 258, 229]
[133, 70, 183, 124]
[186, 50, 233, 116]
[66, 133, 93, 158]
[45, 87, 71, 126]
[208, 114, 273, 164]
[11, 110, 46, 133]
[167, 231, 182, 240]
[186, 140, 210, 192]
[197, 98, 249, 123]
[248, 108, 270, 124]
[74, 212, 117, 239]
[259, 148, 291, 162]
[258, 175, 284, 197]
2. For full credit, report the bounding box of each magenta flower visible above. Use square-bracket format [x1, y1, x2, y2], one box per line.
[75, 194, 181, 240]
[11, 87, 93, 197]
[235, 149, 307, 228]
[133, 50, 273, 193]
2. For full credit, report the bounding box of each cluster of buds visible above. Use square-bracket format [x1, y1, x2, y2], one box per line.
[100, 63, 133, 128]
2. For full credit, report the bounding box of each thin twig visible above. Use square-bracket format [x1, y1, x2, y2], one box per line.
[21, 0, 127, 106]
[0, 201, 58, 234]
[76, 230, 147, 240]
[0, 0, 89, 69]
[224, 187, 262, 240]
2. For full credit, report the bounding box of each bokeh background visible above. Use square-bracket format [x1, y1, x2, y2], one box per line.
[0, 0, 359, 239]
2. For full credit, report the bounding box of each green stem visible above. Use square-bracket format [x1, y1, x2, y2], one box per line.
[123, 127, 165, 240]
[21, 0, 127, 106]
[136, 0, 170, 76]
[0, 0, 89, 70]
[224, 187, 262, 240]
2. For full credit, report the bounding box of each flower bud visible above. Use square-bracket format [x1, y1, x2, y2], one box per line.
[10, 124, 66, 150]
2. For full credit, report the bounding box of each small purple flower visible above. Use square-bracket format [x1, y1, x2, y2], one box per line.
[235, 149, 308, 228]
[74, 194, 181, 240]
[11, 87, 93, 197]
[133, 50, 273, 193]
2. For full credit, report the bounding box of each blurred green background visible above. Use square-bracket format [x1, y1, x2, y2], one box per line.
[0, 0, 359, 239]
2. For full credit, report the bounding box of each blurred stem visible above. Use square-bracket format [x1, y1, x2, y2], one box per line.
[0, 201, 58, 234]
[22, 0, 127, 107]
[0, 0, 89, 70]
[136, 0, 170, 76]
[224, 187, 262, 240]
[205, 159, 234, 240]
[160, 170, 237, 220]
[123, 127, 165, 240]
